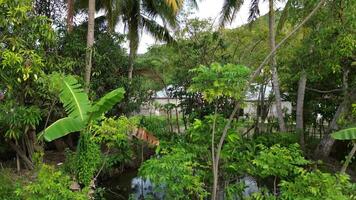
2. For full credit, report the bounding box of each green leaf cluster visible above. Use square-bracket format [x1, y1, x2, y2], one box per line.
[16, 165, 88, 200]
[42, 75, 125, 141]
[189, 63, 251, 103]
[280, 170, 356, 200]
[139, 147, 208, 199]
[253, 144, 309, 178]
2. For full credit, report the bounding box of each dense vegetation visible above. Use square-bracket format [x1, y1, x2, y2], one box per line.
[0, 0, 355, 199]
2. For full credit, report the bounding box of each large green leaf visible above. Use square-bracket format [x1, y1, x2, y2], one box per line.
[89, 87, 125, 120]
[331, 128, 356, 140]
[58, 76, 90, 122]
[42, 117, 85, 142]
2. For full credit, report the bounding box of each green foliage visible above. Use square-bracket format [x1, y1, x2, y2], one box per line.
[75, 133, 102, 186]
[253, 144, 309, 178]
[139, 147, 208, 199]
[332, 128, 356, 140]
[225, 182, 246, 200]
[189, 63, 251, 102]
[279, 170, 356, 200]
[92, 116, 136, 167]
[58, 75, 90, 121]
[253, 132, 299, 148]
[42, 75, 125, 141]
[16, 165, 88, 200]
[139, 116, 171, 140]
[0, 169, 21, 200]
[0, 102, 41, 140]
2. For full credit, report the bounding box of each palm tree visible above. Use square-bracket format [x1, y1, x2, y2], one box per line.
[212, 1, 287, 199]
[84, 0, 95, 93]
[220, 0, 287, 132]
[119, 0, 183, 80]
[67, 0, 74, 32]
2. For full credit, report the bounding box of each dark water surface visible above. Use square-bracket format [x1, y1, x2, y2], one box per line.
[102, 169, 138, 200]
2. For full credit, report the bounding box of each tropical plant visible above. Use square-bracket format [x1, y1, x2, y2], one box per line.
[253, 144, 309, 194]
[16, 164, 88, 200]
[189, 62, 251, 199]
[332, 127, 356, 173]
[139, 146, 208, 199]
[279, 170, 356, 200]
[0, 0, 55, 171]
[41, 74, 125, 142]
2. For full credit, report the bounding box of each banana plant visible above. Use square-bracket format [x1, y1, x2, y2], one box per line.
[331, 127, 356, 173]
[40, 75, 125, 142]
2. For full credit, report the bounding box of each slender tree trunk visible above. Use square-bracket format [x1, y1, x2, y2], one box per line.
[341, 142, 356, 174]
[314, 69, 353, 158]
[296, 70, 307, 150]
[269, 0, 286, 132]
[128, 44, 137, 80]
[67, 0, 74, 33]
[84, 0, 95, 93]
[211, 106, 218, 200]
[9, 141, 34, 170]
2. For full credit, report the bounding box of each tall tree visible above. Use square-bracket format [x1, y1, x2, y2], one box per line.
[67, 0, 74, 32]
[296, 70, 307, 150]
[220, 0, 287, 132]
[85, 0, 95, 93]
[268, 0, 286, 132]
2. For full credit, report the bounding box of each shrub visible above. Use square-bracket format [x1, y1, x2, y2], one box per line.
[279, 170, 356, 200]
[253, 144, 309, 178]
[0, 169, 21, 200]
[75, 132, 102, 186]
[139, 147, 208, 199]
[16, 165, 88, 200]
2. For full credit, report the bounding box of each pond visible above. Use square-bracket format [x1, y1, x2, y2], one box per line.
[102, 168, 138, 200]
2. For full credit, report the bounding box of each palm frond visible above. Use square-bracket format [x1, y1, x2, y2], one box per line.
[219, 0, 244, 27]
[332, 128, 356, 140]
[142, 16, 174, 43]
[58, 75, 90, 122]
[90, 87, 125, 120]
[164, 0, 184, 14]
[42, 117, 85, 142]
[277, 0, 291, 34]
[142, 0, 178, 28]
[248, 0, 260, 22]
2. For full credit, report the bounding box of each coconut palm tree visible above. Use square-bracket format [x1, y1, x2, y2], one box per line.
[220, 0, 287, 132]
[212, 1, 287, 199]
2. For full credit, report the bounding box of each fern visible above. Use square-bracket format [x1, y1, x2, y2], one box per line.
[89, 87, 125, 120]
[60, 76, 90, 121]
[331, 128, 356, 140]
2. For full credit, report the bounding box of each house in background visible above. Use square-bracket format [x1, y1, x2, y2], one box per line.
[244, 85, 292, 118]
[139, 85, 292, 118]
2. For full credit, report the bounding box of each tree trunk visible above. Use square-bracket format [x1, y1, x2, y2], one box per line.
[314, 69, 353, 159]
[9, 141, 34, 170]
[128, 40, 138, 80]
[67, 0, 74, 33]
[296, 70, 307, 150]
[341, 142, 356, 174]
[269, 0, 286, 132]
[84, 0, 95, 93]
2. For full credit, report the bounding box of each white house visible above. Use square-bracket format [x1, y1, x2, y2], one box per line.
[139, 84, 292, 117]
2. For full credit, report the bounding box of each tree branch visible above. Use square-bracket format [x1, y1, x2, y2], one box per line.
[251, 0, 327, 81]
[306, 87, 343, 93]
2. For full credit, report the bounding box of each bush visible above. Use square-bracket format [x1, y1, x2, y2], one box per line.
[253, 132, 299, 148]
[16, 165, 88, 200]
[253, 144, 309, 178]
[76, 133, 102, 186]
[0, 169, 21, 200]
[280, 170, 356, 200]
[139, 146, 208, 199]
